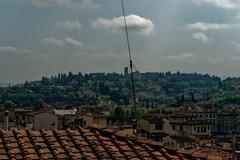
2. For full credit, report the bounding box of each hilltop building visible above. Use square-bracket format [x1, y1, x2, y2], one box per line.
[124, 67, 128, 76]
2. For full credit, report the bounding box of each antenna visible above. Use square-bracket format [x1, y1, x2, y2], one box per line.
[120, 0, 136, 107]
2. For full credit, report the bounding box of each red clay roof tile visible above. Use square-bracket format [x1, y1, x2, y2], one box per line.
[0, 127, 232, 160]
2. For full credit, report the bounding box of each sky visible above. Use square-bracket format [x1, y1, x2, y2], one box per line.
[1, 0, 240, 83]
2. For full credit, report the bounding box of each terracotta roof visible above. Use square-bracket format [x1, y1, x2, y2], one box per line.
[0, 127, 232, 160]
[0, 127, 179, 160]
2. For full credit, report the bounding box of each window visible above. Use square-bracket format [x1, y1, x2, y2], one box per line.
[180, 126, 183, 131]
[173, 125, 175, 130]
[80, 118, 84, 126]
[155, 123, 163, 130]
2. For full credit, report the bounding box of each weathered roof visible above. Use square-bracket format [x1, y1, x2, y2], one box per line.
[0, 127, 180, 160]
[0, 127, 232, 160]
[141, 115, 164, 123]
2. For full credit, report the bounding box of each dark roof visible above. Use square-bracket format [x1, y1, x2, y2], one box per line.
[141, 115, 164, 123]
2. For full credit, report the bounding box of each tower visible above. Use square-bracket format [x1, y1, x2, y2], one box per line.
[124, 67, 128, 76]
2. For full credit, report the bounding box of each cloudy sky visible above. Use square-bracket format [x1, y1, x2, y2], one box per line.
[1, 0, 240, 83]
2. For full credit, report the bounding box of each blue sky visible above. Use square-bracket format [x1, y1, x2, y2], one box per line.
[1, 0, 240, 83]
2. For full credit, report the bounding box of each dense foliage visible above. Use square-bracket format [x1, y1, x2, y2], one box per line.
[0, 71, 240, 108]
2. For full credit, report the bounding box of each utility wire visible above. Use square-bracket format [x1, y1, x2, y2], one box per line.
[121, 0, 136, 106]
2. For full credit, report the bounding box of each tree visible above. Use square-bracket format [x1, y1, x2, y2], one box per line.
[4, 101, 14, 108]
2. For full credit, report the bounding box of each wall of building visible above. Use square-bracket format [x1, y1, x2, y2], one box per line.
[192, 125, 211, 135]
[81, 115, 94, 128]
[137, 119, 150, 132]
[162, 136, 177, 147]
[33, 112, 58, 130]
[137, 118, 176, 135]
[93, 117, 107, 126]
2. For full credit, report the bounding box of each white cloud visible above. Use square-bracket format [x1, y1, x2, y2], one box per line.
[208, 57, 225, 64]
[27, 0, 100, 8]
[64, 38, 83, 47]
[192, 32, 210, 42]
[56, 20, 82, 30]
[168, 53, 195, 59]
[0, 46, 34, 56]
[193, 0, 239, 9]
[43, 37, 64, 46]
[43, 37, 83, 47]
[165, 53, 196, 64]
[0, 46, 17, 54]
[186, 22, 240, 31]
[92, 14, 154, 35]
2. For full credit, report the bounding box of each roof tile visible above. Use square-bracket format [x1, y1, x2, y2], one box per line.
[0, 127, 231, 160]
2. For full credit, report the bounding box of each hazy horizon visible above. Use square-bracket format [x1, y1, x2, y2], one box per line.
[1, 0, 240, 83]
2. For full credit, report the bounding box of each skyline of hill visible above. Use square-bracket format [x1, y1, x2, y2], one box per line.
[0, 71, 240, 108]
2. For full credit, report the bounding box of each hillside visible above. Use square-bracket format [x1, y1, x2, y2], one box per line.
[0, 72, 240, 108]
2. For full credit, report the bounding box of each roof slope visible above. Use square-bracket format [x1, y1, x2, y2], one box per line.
[0, 127, 232, 160]
[0, 128, 180, 160]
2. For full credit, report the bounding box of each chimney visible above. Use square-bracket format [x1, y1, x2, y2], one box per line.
[4, 110, 9, 131]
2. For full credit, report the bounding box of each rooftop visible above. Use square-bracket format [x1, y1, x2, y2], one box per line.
[0, 127, 232, 160]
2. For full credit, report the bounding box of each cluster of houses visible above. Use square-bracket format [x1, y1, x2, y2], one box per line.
[137, 105, 240, 149]
[0, 107, 111, 131]
[0, 104, 240, 152]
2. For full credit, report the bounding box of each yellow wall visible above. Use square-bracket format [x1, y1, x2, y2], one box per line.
[93, 118, 107, 126]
